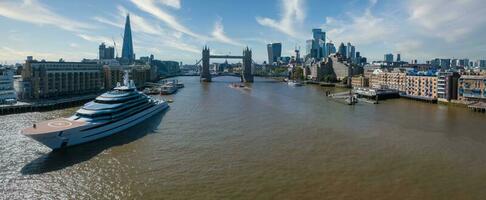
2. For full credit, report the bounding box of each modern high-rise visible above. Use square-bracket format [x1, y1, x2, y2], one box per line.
[312, 29, 325, 41]
[346, 43, 354, 59]
[121, 14, 134, 64]
[350, 45, 356, 60]
[326, 43, 336, 56]
[267, 43, 282, 64]
[99, 43, 115, 60]
[384, 54, 394, 63]
[306, 28, 326, 60]
[479, 60, 486, 68]
[397, 54, 401, 62]
[338, 43, 346, 58]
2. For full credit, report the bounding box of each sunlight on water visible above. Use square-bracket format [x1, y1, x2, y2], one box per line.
[1, 76, 486, 199]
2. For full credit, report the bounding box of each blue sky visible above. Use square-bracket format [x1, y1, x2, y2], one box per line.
[1, 0, 485, 64]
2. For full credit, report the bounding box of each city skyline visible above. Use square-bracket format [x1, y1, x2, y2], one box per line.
[1, 0, 486, 64]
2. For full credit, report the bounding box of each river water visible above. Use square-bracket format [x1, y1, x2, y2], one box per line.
[1, 76, 486, 199]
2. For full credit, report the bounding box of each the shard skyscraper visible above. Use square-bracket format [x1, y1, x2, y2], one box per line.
[121, 14, 134, 64]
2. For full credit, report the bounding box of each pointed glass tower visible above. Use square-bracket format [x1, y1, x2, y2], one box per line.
[121, 14, 134, 64]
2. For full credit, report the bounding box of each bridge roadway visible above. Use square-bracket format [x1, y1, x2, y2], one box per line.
[209, 55, 244, 59]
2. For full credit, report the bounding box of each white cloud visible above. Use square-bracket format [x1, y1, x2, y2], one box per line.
[256, 0, 305, 38]
[0, 0, 92, 32]
[129, 0, 206, 40]
[159, 0, 181, 9]
[407, 0, 486, 42]
[117, 6, 165, 35]
[93, 6, 201, 55]
[92, 16, 123, 28]
[323, 10, 392, 45]
[1, 46, 95, 62]
[77, 34, 113, 44]
[69, 43, 79, 48]
[211, 19, 243, 46]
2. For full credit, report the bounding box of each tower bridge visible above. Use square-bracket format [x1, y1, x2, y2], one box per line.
[199, 46, 254, 82]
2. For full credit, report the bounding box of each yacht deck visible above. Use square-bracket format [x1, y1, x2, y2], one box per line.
[22, 118, 87, 135]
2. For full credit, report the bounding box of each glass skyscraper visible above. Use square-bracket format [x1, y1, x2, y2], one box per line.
[267, 43, 282, 64]
[121, 14, 134, 64]
[307, 28, 326, 60]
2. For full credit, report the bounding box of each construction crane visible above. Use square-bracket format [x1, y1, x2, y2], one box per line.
[112, 37, 118, 58]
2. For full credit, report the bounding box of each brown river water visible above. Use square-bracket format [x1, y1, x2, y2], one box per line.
[1, 76, 486, 199]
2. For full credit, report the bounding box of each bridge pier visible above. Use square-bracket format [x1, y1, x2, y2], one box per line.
[242, 47, 253, 83]
[200, 46, 212, 82]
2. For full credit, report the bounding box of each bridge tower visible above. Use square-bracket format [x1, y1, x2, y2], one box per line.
[242, 47, 254, 82]
[201, 46, 211, 82]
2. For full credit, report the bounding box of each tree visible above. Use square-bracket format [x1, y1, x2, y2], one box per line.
[292, 67, 304, 80]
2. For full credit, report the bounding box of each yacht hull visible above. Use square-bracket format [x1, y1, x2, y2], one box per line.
[22, 102, 169, 150]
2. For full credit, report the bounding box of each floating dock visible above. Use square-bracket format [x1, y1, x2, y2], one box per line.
[0, 94, 98, 115]
[468, 102, 486, 113]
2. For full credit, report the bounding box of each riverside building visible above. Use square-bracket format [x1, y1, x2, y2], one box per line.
[21, 57, 104, 99]
[0, 68, 17, 104]
[437, 72, 460, 102]
[405, 75, 438, 101]
[458, 75, 486, 103]
[369, 68, 407, 92]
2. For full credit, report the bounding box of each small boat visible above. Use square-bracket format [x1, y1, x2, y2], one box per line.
[345, 95, 358, 105]
[229, 83, 245, 88]
[160, 84, 178, 95]
[166, 80, 184, 89]
[175, 82, 184, 89]
[288, 81, 303, 87]
[143, 87, 160, 95]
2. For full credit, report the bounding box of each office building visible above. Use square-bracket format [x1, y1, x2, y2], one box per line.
[121, 14, 134, 64]
[384, 54, 394, 63]
[313, 28, 325, 41]
[267, 43, 282, 64]
[478, 60, 486, 68]
[431, 59, 451, 69]
[306, 28, 326, 60]
[458, 59, 469, 67]
[326, 43, 336, 56]
[338, 43, 346, 58]
[99, 43, 115, 60]
[21, 57, 104, 99]
[397, 54, 401, 62]
[350, 45, 355, 60]
[347, 43, 355, 59]
[0, 68, 16, 104]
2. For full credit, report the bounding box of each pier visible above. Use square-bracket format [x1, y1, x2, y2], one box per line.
[0, 94, 98, 115]
[468, 102, 486, 113]
[353, 87, 400, 102]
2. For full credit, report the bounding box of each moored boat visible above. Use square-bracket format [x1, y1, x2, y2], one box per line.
[160, 84, 178, 95]
[288, 81, 303, 87]
[21, 71, 169, 150]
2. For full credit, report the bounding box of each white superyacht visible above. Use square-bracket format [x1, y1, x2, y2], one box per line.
[21, 72, 169, 150]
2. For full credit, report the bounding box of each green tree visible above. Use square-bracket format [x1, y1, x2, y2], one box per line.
[292, 67, 304, 80]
